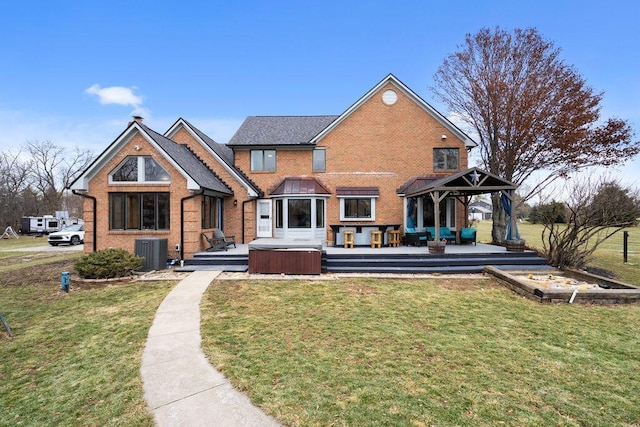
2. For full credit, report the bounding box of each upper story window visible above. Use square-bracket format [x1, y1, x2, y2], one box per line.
[434, 148, 459, 170]
[251, 149, 276, 171]
[110, 156, 170, 183]
[312, 148, 326, 172]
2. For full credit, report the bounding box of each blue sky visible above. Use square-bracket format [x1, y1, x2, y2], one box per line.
[1, 0, 639, 187]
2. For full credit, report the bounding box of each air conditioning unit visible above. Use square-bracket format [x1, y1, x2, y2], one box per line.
[134, 238, 168, 271]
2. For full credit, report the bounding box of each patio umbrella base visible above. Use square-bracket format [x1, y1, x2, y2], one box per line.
[505, 239, 526, 252]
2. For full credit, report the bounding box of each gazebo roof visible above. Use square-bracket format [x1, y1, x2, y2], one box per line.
[403, 167, 517, 198]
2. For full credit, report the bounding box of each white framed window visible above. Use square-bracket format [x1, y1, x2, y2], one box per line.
[288, 199, 312, 228]
[339, 197, 377, 221]
[251, 149, 276, 171]
[274, 197, 327, 230]
[110, 156, 170, 183]
[312, 148, 326, 172]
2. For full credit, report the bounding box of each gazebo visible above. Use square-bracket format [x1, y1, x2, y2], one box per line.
[401, 167, 519, 245]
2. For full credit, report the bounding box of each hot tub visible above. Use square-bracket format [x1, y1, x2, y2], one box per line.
[248, 238, 323, 275]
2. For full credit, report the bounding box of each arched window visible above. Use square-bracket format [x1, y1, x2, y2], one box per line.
[110, 156, 170, 183]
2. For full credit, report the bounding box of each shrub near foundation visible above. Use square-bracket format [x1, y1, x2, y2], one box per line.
[75, 248, 143, 279]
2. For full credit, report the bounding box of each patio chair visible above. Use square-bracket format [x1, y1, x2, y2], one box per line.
[426, 226, 456, 243]
[202, 229, 236, 251]
[459, 228, 477, 245]
[402, 227, 430, 246]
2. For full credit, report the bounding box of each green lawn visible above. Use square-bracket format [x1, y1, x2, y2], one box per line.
[0, 235, 52, 250]
[2, 225, 640, 426]
[474, 220, 640, 285]
[0, 251, 172, 426]
[201, 278, 640, 426]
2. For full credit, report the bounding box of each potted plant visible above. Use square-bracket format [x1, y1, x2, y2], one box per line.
[427, 239, 446, 254]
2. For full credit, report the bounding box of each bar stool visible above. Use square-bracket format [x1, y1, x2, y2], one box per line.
[370, 231, 382, 248]
[343, 231, 354, 249]
[388, 230, 401, 247]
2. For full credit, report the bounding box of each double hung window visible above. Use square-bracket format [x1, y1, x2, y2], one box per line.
[251, 150, 276, 171]
[312, 148, 326, 172]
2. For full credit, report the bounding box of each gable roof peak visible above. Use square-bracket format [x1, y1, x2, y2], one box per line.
[310, 73, 477, 149]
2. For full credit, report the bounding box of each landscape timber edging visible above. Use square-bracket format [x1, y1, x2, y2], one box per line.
[484, 266, 640, 304]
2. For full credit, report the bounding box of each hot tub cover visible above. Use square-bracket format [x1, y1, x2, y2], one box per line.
[248, 238, 323, 251]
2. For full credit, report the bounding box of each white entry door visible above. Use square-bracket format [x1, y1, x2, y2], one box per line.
[256, 199, 272, 238]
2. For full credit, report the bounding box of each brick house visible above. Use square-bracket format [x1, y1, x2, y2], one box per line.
[70, 74, 476, 258]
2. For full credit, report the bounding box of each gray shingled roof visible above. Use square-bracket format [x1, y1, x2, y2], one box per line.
[178, 119, 264, 197]
[181, 119, 234, 164]
[141, 124, 233, 195]
[227, 116, 338, 146]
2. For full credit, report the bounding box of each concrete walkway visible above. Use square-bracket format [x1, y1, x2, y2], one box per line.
[141, 270, 280, 426]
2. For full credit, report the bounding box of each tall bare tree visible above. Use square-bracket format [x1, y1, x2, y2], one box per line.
[432, 27, 639, 243]
[26, 140, 93, 216]
[0, 150, 32, 228]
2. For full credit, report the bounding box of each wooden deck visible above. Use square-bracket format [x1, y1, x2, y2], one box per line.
[180, 242, 551, 274]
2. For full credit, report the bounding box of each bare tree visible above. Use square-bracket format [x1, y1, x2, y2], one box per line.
[26, 140, 93, 215]
[432, 27, 639, 243]
[541, 177, 640, 270]
[0, 150, 32, 228]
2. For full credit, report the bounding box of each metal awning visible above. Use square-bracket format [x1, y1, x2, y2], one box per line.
[336, 186, 380, 197]
[270, 177, 331, 196]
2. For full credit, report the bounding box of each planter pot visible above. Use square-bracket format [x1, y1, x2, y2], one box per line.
[427, 241, 446, 254]
[505, 239, 526, 252]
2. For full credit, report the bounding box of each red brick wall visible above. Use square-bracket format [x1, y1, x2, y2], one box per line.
[85, 130, 203, 259]
[169, 127, 255, 243]
[238, 82, 469, 240]
[85, 81, 470, 255]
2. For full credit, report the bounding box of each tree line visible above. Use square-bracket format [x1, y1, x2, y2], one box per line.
[0, 140, 93, 230]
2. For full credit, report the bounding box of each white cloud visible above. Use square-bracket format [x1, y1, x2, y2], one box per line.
[85, 84, 152, 120]
[85, 84, 143, 107]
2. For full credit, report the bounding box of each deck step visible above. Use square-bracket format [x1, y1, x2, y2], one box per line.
[176, 264, 248, 272]
[182, 250, 549, 274]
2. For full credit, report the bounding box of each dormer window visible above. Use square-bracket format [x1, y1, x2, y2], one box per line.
[110, 156, 170, 183]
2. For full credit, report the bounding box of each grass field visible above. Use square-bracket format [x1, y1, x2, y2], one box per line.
[0, 234, 52, 249]
[474, 220, 640, 285]
[0, 247, 171, 426]
[2, 224, 640, 426]
[201, 278, 640, 426]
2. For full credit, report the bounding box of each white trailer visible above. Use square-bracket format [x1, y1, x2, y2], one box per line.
[20, 215, 65, 234]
